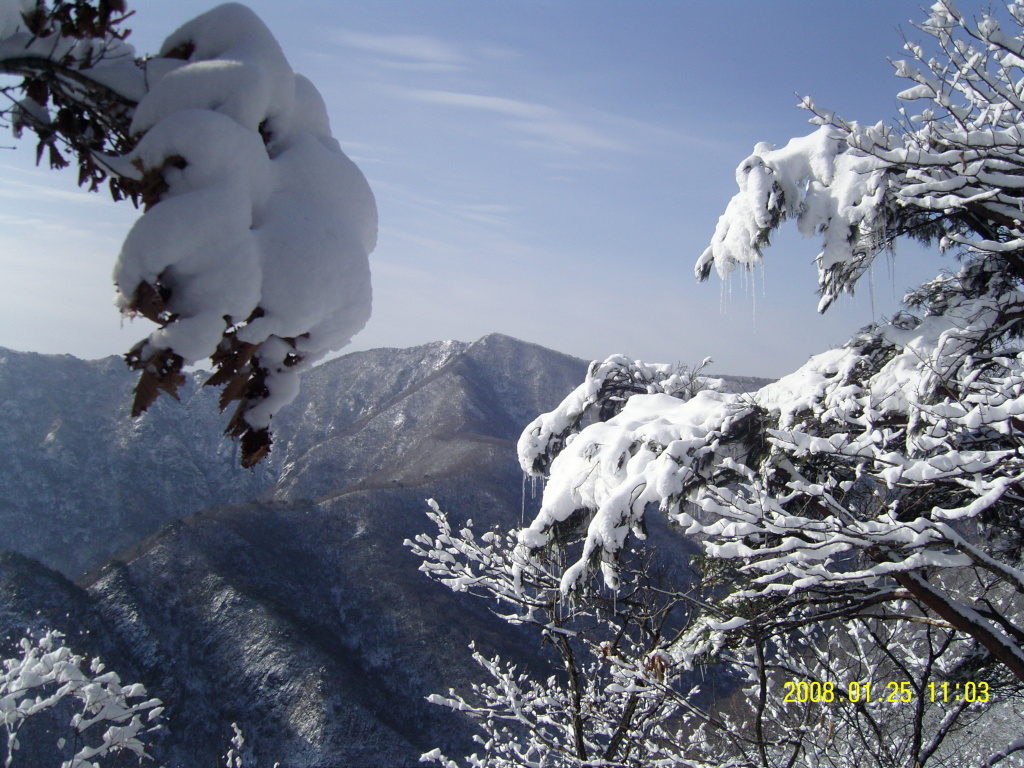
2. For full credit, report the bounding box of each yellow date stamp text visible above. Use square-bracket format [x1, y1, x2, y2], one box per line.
[781, 680, 990, 704]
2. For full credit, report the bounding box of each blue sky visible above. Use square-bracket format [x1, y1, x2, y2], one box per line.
[0, 1, 990, 377]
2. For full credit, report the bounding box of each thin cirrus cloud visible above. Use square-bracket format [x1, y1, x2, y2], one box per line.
[371, 178, 517, 232]
[404, 89, 629, 154]
[331, 29, 468, 71]
[0, 170, 123, 208]
[327, 27, 630, 156]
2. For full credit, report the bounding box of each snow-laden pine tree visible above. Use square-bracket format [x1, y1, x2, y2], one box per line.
[419, 1, 1024, 766]
[0, 1, 377, 465]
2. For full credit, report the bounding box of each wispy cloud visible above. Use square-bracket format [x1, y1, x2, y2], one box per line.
[0, 171, 126, 208]
[332, 30, 467, 71]
[410, 91, 548, 119]
[404, 89, 628, 154]
[326, 29, 643, 157]
[372, 179, 517, 230]
[454, 202, 517, 228]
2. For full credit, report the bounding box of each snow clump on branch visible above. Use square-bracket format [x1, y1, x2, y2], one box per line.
[113, 3, 376, 464]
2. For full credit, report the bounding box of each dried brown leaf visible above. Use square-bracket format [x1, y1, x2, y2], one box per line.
[240, 427, 272, 468]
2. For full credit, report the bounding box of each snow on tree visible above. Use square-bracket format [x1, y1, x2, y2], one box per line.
[0, 630, 164, 767]
[508, 0, 1024, 763]
[411, 500, 999, 768]
[0, 1, 377, 466]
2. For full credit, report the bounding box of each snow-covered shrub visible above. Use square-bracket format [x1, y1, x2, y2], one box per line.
[0, 1, 376, 465]
[408, 500, 698, 768]
[0, 630, 164, 767]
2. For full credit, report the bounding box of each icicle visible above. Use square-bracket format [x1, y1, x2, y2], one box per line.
[750, 265, 756, 328]
[521, 472, 526, 527]
[887, 247, 897, 304]
[753, 261, 767, 329]
[868, 253, 877, 320]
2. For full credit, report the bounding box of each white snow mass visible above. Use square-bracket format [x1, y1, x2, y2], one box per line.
[113, 3, 376, 433]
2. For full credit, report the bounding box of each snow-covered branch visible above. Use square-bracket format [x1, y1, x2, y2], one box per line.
[698, 0, 1024, 314]
[0, 630, 164, 768]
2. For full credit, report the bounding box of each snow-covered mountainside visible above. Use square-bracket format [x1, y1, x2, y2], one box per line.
[0, 348, 274, 576]
[0, 334, 768, 767]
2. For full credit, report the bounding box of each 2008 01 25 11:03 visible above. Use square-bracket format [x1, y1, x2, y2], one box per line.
[782, 681, 990, 704]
